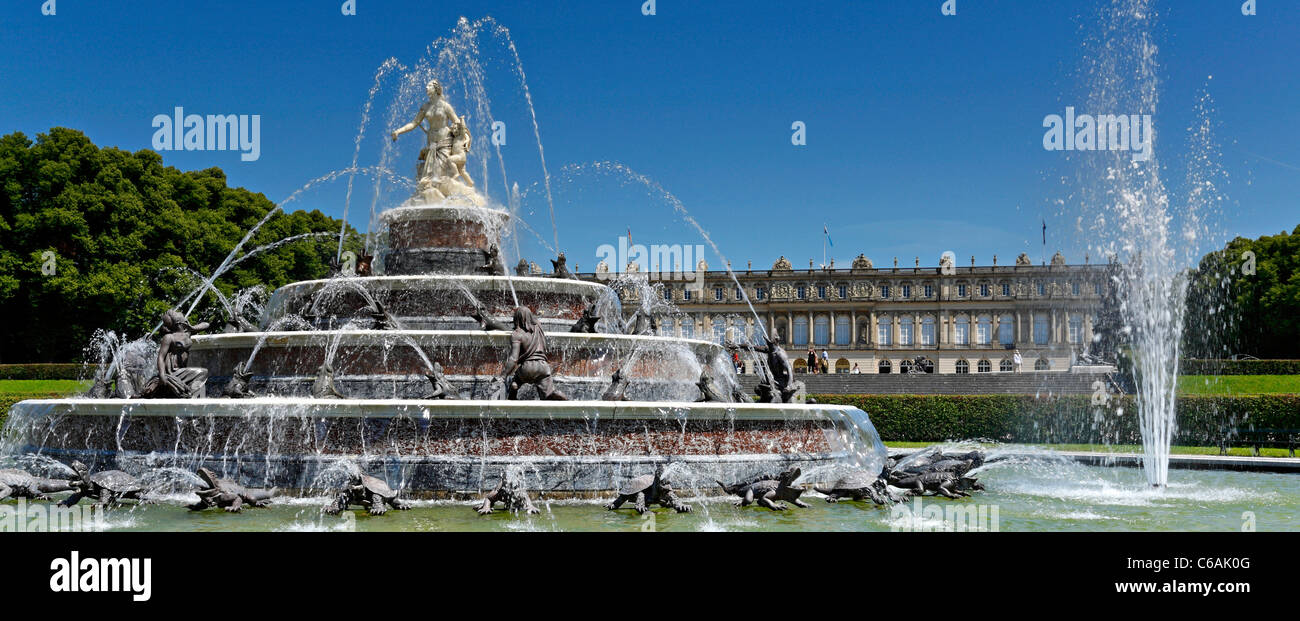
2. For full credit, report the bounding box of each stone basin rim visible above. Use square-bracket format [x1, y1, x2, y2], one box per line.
[268, 273, 609, 292]
[191, 329, 723, 350]
[7, 398, 860, 421]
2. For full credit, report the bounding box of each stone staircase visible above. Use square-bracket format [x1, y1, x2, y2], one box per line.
[737, 371, 1117, 395]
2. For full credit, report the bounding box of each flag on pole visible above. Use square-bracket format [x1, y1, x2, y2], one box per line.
[627, 227, 632, 246]
[1042, 219, 1046, 245]
[823, 225, 833, 247]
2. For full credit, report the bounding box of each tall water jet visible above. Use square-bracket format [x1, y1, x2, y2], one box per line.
[1071, 0, 1221, 488]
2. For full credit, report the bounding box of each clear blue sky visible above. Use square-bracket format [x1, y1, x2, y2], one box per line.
[2, 0, 1296, 272]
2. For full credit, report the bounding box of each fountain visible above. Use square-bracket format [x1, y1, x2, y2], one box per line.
[0, 76, 887, 501]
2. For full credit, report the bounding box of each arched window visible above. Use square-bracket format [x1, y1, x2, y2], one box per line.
[1068, 314, 1083, 344]
[899, 316, 914, 346]
[835, 315, 851, 346]
[955, 315, 970, 345]
[835, 358, 850, 374]
[917, 358, 935, 373]
[712, 317, 727, 343]
[877, 316, 892, 346]
[976, 315, 992, 345]
[921, 316, 936, 346]
[793, 316, 809, 345]
[793, 358, 808, 373]
[814, 315, 830, 346]
[977, 359, 991, 373]
[999, 314, 1014, 345]
[899, 358, 914, 373]
[878, 360, 892, 374]
[730, 316, 747, 344]
[999, 358, 1014, 372]
[955, 359, 970, 374]
[680, 317, 695, 339]
[1035, 358, 1050, 371]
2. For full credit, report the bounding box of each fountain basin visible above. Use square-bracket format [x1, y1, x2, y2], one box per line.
[3, 399, 883, 496]
[191, 330, 725, 399]
[376, 205, 509, 275]
[263, 275, 608, 330]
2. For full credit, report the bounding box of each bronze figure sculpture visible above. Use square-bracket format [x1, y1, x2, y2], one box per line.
[140, 310, 210, 399]
[502, 306, 567, 400]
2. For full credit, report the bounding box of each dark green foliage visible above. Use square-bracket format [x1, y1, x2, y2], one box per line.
[1180, 359, 1300, 376]
[0, 128, 362, 361]
[813, 394, 1300, 445]
[1183, 227, 1300, 359]
[0, 364, 91, 380]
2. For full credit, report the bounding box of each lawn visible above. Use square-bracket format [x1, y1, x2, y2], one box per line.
[883, 441, 1295, 458]
[1177, 374, 1300, 395]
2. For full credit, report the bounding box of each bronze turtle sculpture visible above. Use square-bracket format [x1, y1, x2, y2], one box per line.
[605, 465, 691, 514]
[60, 461, 150, 507]
[324, 471, 412, 516]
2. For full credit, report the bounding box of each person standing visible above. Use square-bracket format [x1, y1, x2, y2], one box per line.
[821, 348, 830, 374]
[807, 346, 817, 374]
[1013, 349, 1023, 373]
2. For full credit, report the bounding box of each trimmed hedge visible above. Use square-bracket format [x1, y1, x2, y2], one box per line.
[1180, 359, 1300, 376]
[0, 364, 94, 380]
[813, 393, 1300, 445]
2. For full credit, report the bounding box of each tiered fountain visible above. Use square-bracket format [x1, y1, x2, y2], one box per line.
[1, 79, 886, 498]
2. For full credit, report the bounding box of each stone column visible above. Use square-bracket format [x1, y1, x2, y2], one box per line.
[829, 310, 836, 346]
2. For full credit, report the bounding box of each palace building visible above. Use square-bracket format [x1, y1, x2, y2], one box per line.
[577, 251, 1109, 375]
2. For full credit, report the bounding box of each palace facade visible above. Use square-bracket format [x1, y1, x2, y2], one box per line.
[578, 251, 1109, 375]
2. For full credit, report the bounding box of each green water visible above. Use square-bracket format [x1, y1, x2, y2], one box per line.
[4, 458, 1296, 532]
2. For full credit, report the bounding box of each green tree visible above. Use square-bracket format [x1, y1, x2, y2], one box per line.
[1183, 227, 1300, 359]
[0, 128, 362, 361]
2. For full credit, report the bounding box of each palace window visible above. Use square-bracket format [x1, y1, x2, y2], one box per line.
[712, 317, 726, 343]
[1033, 314, 1049, 345]
[880, 285, 890, 299]
[1037, 282, 1046, 296]
[878, 360, 892, 374]
[899, 316, 914, 346]
[980, 284, 990, 297]
[1002, 283, 1011, 296]
[797, 285, 806, 299]
[955, 316, 970, 345]
[999, 314, 1014, 345]
[681, 318, 694, 339]
[714, 287, 723, 301]
[1000, 358, 1014, 372]
[663, 287, 672, 301]
[736, 286, 744, 299]
[755, 286, 765, 300]
[924, 284, 933, 298]
[1071, 282, 1081, 296]
[1094, 282, 1102, 296]
[957, 284, 967, 297]
[902, 285, 912, 299]
[817, 285, 826, 299]
[838, 284, 847, 298]
[977, 359, 992, 373]
[878, 316, 892, 345]
[955, 359, 970, 374]
[683, 289, 692, 301]
[814, 315, 830, 346]
[1035, 358, 1050, 371]
[921, 316, 935, 346]
[793, 316, 809, 345]
[976, 316, 992, 345]
[835, 316, 851, 346]
[1069, 315, 1083, 344]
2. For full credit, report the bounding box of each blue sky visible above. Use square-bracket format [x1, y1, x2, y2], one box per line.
[1, 0, 1296, 272]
